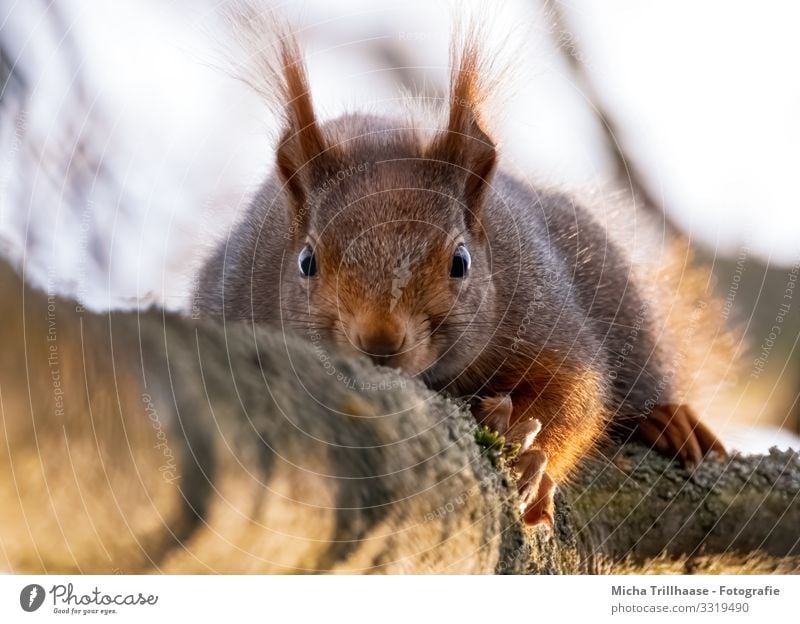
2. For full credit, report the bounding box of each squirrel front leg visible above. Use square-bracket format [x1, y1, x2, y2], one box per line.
[473, 367, 608, 527]
[635, 403, 727, 468]
[473, 395, 553, 526]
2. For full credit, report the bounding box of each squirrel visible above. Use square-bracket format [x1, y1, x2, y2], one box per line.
[196, 23, 734, 527]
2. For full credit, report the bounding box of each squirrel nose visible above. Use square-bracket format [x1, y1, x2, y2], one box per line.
[354, 324, 407, 364]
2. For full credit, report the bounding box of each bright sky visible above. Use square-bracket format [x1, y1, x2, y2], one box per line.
[2, 0, 799, 310]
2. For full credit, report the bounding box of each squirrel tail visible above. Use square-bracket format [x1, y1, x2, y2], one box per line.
[649, 234, 745, 419]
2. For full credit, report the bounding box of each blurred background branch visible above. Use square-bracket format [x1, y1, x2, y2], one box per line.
[544, 0, 674, 231]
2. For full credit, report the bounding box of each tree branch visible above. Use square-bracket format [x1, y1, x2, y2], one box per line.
[0, 258, 797, 573]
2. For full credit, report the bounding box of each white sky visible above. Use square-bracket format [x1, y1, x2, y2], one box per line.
[2, 0, 799, 309]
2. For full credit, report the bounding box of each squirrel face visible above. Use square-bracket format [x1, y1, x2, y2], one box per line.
[260, 32, 498, 380]
[281, 154, 496, 377]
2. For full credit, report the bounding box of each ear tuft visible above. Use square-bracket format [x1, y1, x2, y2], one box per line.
[222, 8, 330, 234]
[273, 33, 330, 227]
[427, 26, 498, 235]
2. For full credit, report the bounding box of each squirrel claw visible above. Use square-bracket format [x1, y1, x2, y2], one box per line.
[523, 476, 555, 528]
[507, 417, 542, 454]
[515, 448, 555, 528]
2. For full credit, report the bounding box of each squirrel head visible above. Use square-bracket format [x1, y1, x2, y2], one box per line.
[268, 28, 499, 378]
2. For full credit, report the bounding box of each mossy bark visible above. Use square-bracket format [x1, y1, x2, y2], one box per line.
[527, 446, 800, 573]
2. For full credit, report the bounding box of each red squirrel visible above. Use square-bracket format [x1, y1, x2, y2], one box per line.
[197, 25, 732, 526]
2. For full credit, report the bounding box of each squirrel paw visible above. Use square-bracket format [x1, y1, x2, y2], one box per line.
[637, 403, 727, 469]
[472, 394, 554, 527]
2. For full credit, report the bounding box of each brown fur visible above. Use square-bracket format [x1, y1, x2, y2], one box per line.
[196, 21, 736, 503]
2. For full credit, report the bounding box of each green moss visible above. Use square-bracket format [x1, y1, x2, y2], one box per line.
[504, 441, 521, 463]
[474, 426, 521, 468]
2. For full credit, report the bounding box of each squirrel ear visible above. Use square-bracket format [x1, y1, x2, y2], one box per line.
[274, 37, 328, 232]
[427, 33, 497, 236]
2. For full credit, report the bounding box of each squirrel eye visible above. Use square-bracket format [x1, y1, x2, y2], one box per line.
[450, 244, 471, 278]
[298, 244, 317, 277]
